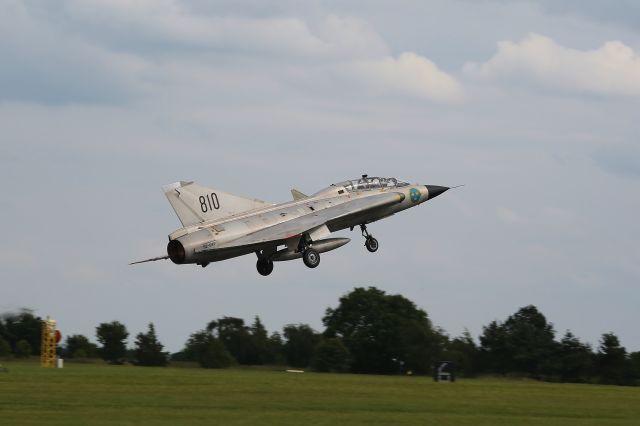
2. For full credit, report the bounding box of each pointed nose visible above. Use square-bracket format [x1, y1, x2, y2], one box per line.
[425, 185, 449, 200]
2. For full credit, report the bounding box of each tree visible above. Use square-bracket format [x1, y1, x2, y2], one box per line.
[14, 339, 32, 358]
[283, 324, 320, 368]
[323, 287, 444, 374]
[312, 338, 350, 372]
[133, 323, 168, 366]
[596, 333, 629, 385]
[248, 316, 270, 365]
[557, 331, 593, 383]
[479, 320, 510, 374]
[96, 321, 129, 364]
[207, 317, 254, 365]
[266, 332, 285, 365]
[479, 305, 556, 377]
[444, 330, 479, 377]
[0, 336, 11, 357]
[64, 334, 99, 358]
[182, 330, 234, 368]
[629, 352, 640, 383]
[504, 305, 557, 376]
[1, 310, 42, 355]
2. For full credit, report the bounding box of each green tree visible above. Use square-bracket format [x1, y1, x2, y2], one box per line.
[183, 330, 234, 368]
[133, 323, 168, 367]
[248, 316, 270, 365]
[629, 352, 640, 383]
[1, 310, 42, 355]
[479, 305, 556, 377]
[283, 324, 320, 368]
[444, 330, 479, 377]
[14, 339, 32, 358]
[0, 336, 12, 356]
[312, 337, 350, 372]
[64, 334, 99, 358]
[323, 287, 444, 374]
[479, 320, 510, 374]
[266, 332, 285, 365]
[557, 331, 593, 383]
[504, 305, 557, 376]
[596, 332, 629, 385]
[96, 321, 129, 364]
[207, 317, 254, 364]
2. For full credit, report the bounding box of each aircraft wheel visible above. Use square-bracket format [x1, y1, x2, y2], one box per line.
[256, 258, 274, 276]
[365, 237, 379, 253]
[302, 248, 320, 268]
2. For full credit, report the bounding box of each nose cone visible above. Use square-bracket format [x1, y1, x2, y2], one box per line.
[425, 185, 449, 200]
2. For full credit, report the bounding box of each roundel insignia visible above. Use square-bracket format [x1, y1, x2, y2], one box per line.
[409, 187, 421, 203]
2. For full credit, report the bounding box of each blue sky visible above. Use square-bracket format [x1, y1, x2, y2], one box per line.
[1, 0, 639, 352]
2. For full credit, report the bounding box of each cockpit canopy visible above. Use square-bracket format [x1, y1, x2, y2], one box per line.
[335, 176, 410, 192]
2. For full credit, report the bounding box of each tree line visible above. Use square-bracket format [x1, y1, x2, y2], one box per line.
[1, 287, 639, 385]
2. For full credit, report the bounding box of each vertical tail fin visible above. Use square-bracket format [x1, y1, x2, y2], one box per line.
[163, 181, 273, 227]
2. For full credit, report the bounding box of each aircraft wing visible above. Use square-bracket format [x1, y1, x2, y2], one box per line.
[217, 192, 404, 248]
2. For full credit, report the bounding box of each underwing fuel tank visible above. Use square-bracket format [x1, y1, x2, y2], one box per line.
[271, 238, 351, 262]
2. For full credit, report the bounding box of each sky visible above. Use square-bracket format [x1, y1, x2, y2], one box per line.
[1, 0, 639, 353]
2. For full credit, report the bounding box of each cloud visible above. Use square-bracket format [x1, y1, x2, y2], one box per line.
[1, 1, 460, 104]
[593, 144, 640, 179]
[350, 52, 464, 102]
[465, 33, 640, 96]
[0, 0, 145, 104]
[523, 0, 640, 30]
[62, 1, 388, 59]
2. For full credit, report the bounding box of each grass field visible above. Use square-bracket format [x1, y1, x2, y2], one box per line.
[1, 361, 639, 425]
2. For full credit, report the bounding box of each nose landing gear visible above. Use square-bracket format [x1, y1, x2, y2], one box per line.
[360, 224, 379, 253]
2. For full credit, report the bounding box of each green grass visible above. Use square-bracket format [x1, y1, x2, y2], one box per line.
[1, 361, 639, 425]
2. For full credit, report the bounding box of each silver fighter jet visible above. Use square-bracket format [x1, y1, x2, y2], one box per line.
[132, 175, 450, 276]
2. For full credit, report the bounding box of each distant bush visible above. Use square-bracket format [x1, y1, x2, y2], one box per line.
[312, 338, 350, 373]
[15, 340, 32, 358]
[0, 336, 11, 357]
[183, 330, 235, 368]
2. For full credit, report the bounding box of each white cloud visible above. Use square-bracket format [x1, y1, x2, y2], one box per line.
[1, 1, 460, 104]
[465, 33, 640, 96]
[0, 0, 146, 103]
[351, 52, 464, 102]
[64, 1, 388, 58]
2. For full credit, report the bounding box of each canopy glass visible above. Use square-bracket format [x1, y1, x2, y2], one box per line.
[335, 176, 410, 192]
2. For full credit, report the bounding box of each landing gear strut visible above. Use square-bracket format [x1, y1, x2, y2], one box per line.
[360, 224, 379, 253]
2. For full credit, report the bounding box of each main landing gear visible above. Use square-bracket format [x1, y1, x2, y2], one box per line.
[302, 248, 320, 268]
[360, 224, 379, 253]
[255, 237, 321, 276]
[299, 237, 320, 268]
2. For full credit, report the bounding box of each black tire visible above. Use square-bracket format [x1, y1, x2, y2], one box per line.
[256, 258, 274, 276]
[302, 248, 320, 268]
[365, 237, 379, 253]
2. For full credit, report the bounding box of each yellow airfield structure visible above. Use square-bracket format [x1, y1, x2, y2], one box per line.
[40, 318, 57, 368]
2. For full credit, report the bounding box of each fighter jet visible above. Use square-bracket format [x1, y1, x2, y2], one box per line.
[132, 175, 450, 276]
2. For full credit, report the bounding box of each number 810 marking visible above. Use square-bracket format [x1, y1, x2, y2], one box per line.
[199, 193, 220, 212]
